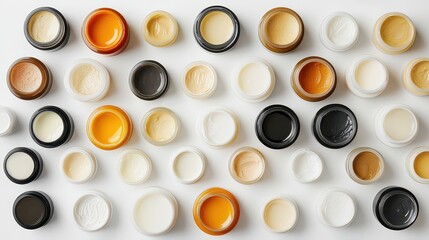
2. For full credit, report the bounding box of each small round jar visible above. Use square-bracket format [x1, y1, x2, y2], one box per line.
[346, 56, 389, 98]
[289, 148, 323, 183]
[346, 147, 384, 184]
[255, 105, 300, 149]
[319, 12, 359, 52]
[24, 7, 70, 51]
[229, 147, 266, 184]
[61, 147, 97, 184]
[129, 60, 169, 100]
[373, 186, 419, 230]
[142, 11, 178, 47]
[317, 188, 356, 228]
[64, 59, 110, 102]
[182, 61, 217, 99]
[312, 104, 358, 149]
[193, 187, 240, 236]
[82, 8, 130, 55]
[258, 7, 304, 53]
[30, 106, 74, 148]
[194, 6, 240, 53]
[232, 59, 275, 102]
[403, 58, 429, 96]
[373, 12, 416, 54]
[406, 147, 429, 183]
[118, 149, 152, 184]
[73, 191, 112, 231]
[375, 104, 418, 148]
[292, 56, 336, 102]
[7, 57, 52, 100]
[262, 197, 299, 232]
[198, 108, 239, 148]
[4, 147, 43, 185]
[133, 187, 178, 235]
[0, 106, 16, 136]
[13, 191, 54, 230]
[141, 107, 180, 146]
[172, 147, 206, 184]
[87, 105, 133, 150]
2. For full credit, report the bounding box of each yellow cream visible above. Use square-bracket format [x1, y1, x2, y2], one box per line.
[380, 15, 412, 47]
[414, 152, 429, 179]
[266, 12, 299, 45]
[185, 65, 215, 95]
[144, 11, 178, 47]
[200, 11, 233, 45]
[411, 60, 429, 89]
[144, 108, 178, 144]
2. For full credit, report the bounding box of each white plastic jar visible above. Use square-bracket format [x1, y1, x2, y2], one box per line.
[172, 147, 206, 184]
[198, 107, 239, 148]
[60, 147, 97, 184]
[182, 61, 217, 99]
[319, 12, 359, 52]
[289, 148, 323, 183]
[0, 106, 16, 136]
[317, 188, 356, 228]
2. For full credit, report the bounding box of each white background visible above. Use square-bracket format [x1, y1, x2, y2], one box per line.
[1, 0, 428, 239]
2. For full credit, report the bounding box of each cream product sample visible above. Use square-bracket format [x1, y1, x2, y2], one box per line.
[375, 104, 418, 147]
[406, 147, 429, 183]
[64, 59, 110, 102]
[232, 59, 275, 102]
[61, 147, 97, 184]
[403, 58, 429, 95]
[143, 11, 178, 47]
[0, 107, 16, 136]
[317, 188, 356, 228]
[199, 107, 239, 148]
[346, 147, 384, 184]
[346, 56, 389, 98]
[373, 12, 416, 54]
[229, 147, 265, 184]
[118, 149, 152, 184]
[133, 187, 178, 235]
[290, 148, 323, 183]
[182, 62, 217, 99]
[320, 12, 359, 51]
[4, 147, 43, 185]
[141, 107, 180, 146]
[172, 147, 206, 184]
[73, 191, 112, 231]
[262, 197, 299, 232]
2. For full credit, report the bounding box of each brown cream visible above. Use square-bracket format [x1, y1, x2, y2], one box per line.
[352, 151, 381, 180]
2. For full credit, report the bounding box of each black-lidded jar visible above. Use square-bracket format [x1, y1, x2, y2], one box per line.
[29, 106, 74, 148]
[4, 147, 43, 184]
[24, 7, 70, 51]
[312, 104, 358, 149]
[255, 104, 300, 149]
[194, 6, 240, 53]
[373, 186, 419, 230]
[13, 191, 54, 230]
[129, 60, 169, 100]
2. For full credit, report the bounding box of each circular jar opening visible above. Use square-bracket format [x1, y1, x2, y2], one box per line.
[0, 107, 16, 136]
[73, 191, 112, 231]
[172, 147, 206, 184]
[118, 149, 152, 184]
[129, 60, 169, 100]
[200, 108, 239, 148]
[262, 197, 299, 232]
[182, 61, 217, 99]
[320, 12, 358, 51]
[13, 191, 54, 230]
[4, 147, 43, 185]
[406, 147, 429, 183]
[290, 148, 323, 183]
[141, 107, 180, 146]
[61, 147, 97, 184]
[143, 11, 178, 47]
[229, 147, 265, 184]
[318, 188, 356, 228]
[403, 58, 429, 95]
[347, 57, 388, 98]
[347, 147, 384, 184]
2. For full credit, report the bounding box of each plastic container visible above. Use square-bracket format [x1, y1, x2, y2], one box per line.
[172, 147, 206, 184]
[118, 149, 152, 184]
[319, 12, 359, 52]
[346, 147, 384, 184]
[182, 61, 217, 99]
[13, 191, 54, 229]
[61, 147, 97, 184]
[317, 188, 356, 228]
[142, 11, 178, 47]
[141, 107, 180, 146]
[403, 58, 429, 96]
[406, 147, 429, 183]
[229, 147, 265, 184]
[289, 148, 323, 183]
[73, 191, 112, 231]
[0, 107, 16, 136]
[4, 147, 43, 185]
[262, 197, 299, 232]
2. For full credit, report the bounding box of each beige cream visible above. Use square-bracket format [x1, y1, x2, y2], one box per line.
[28, 11, 60, 43]
[184, 63, 216, 97]
[200, 11, 233, 45]
[403, 58, 429, 95]
[143, 108, 179, 145]
[230, 147, 265, 184]
[266, 11, 299, 45]
[263, 198, 298, 232]
[143, 11, 178, 47]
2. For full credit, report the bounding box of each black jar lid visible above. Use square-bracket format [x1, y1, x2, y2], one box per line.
[312, 104, 358, 149]
[373, 186, 419, 230]
[13, 191, 54, 230]
[193, 6, 240, 53]
[4, 147, 43, 185]
[29, 106, 74, 148]
[24, 7, 70, 51]
[129, 60, 169, 100]
[255, 104, 300, 149]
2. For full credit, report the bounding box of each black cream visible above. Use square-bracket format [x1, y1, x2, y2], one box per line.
[4, 147, 43, 184]
[13, 191, 54, 230]
[129, 60, 169, 100]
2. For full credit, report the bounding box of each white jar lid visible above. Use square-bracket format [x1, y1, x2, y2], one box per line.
[198, 107, 239, 148]
[262, 197, 299, 232]
[73, 191, 112, 231]
[64, 58, 110, 102]
[319, 11, 359, 52]
[317, 188, 356, 228]
[118, 149, 152, 184]
[60, 147, 97, 184]
[0, 106, 16, 136]
[290, 148, 323, 183]
[133, 187, 178, 235]
[182, 61, 217, 99]
[172, 147, 206, 184]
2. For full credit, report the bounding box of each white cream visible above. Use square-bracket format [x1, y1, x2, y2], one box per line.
[383, 108, 416, 141]
[133, 187, 178, 235]
[61, 148, 96, 183]
[182, 62, 217, 99]
[119, 149, 152, 184]
[32, 111, 64, 143]
[172, 147, 205, 184]
[73, 192, 112, 231]
[201, 108, 238, 148]
[290, 148, 323, 183]
[355, 59, 387, 91]
[28, 11, 60, 43]
[318, 189, 356, 228]
[320, 12, 358, 51]
[6, 152, 35, 180]
[263, 198, 298, 232]
[0, 107, 15, 136]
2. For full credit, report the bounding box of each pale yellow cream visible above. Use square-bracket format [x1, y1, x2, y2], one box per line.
[411, 60, 429, 89]
[200, 11, 233, 45]
[28, 11, 60, 43]
[144, 11, 178, 47]
[380, 15, 412, 47]
[266, 12, 299, 45]
[185, 65, 215, 95]
[231, 148, 264, 183]
[145, 109, 177, 143]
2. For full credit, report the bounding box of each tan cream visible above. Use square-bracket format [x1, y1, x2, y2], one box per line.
[230, 147, 265, 184]
[403, 58, 429, 95]
[143, 11, 178, 47]
[185, 64, 215, 96]
[200, 11, 233, 45]
[380, 16, 412, 47]
[266, 11, 299, 45]
[410, 61, 429, 89]
[143, 108, 179, 145]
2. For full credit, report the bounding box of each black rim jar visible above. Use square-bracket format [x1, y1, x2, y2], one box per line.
[13, 191, 54, 230]
[4, 147, 43, 184]
[129, 60, 169, 100]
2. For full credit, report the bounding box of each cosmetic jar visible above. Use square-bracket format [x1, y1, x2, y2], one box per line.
[346, 147, 384, 184]
[4, 147, 43, 185]
[13, 191, 54, 230]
